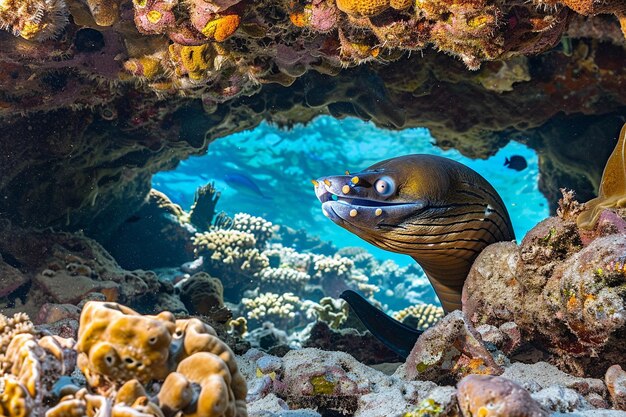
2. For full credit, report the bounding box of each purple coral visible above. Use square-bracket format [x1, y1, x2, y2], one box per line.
[133, 0, 177, 34]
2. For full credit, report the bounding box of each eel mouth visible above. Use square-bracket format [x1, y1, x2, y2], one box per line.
[313, 175, 425, 225]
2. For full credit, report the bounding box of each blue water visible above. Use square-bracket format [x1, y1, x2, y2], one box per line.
[153, 116, 548, 266]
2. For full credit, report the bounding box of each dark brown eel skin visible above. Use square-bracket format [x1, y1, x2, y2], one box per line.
[313, 155, 515, 358]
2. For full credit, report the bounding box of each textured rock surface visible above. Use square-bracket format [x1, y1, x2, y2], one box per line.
[457, 374, 548, 417]
[405, 310, 503, 384]
[463, 204, 626, 377]
[0, 220, 179, 319]
[606, 365, 626, 410]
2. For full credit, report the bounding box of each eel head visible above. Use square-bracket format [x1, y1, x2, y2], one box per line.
[313, 155, 449, 254]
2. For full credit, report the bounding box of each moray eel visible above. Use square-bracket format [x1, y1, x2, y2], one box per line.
[313, 155, 515, 357]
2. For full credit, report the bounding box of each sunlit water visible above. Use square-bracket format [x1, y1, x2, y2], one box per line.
[153, 116, 548, 266]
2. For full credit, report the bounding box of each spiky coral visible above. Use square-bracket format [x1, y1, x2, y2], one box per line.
[0, 0, 68, 40]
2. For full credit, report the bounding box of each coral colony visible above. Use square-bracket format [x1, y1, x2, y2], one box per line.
[1, 0, 626, 414]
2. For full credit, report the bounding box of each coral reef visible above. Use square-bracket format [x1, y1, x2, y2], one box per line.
[0, 0, 625, 248]
[193, 229, 270, 297]
[0, 302, 248, 417]
[240, 346, 625, 416]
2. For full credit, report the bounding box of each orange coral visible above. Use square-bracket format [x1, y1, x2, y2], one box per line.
[202, 14, 241, 41]
[289, 4, 312, 27]
[168, 43, 217, 81]
[76, 302, 175, 387]
[0, 313, 76, 417]
[124, 56, 164, 80]
[159, 352, 241, 417]
[336, 0, 390, 17]
[74, 302, 248, 416]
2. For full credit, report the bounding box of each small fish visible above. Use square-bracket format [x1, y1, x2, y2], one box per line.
[224, 173, 272, 200]
[125, 214, 142, 223]
[504, 155, 528, 171]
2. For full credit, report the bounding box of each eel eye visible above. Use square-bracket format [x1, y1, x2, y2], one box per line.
[374, 176, 395, 197]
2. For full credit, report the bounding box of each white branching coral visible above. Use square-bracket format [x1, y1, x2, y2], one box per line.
[0, 312, 34, 355]
[232, 213, 274, 248]
[193, 229, 269, 293]
[257, 267, 311, 293]
[263, 244, 312, 272]
[312, 254, 354, 281]
[241, 292, 303, 325]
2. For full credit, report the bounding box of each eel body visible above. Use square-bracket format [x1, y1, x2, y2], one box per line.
[313, 155, 515, 356]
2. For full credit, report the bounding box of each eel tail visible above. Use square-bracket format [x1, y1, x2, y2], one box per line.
[340, 290, 422, 359]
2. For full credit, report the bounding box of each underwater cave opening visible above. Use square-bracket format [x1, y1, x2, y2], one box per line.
[147, 115, 549, 324]
[153, 115, 548, 267]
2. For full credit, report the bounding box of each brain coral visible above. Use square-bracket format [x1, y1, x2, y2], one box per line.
[75, 301, 248, 416]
